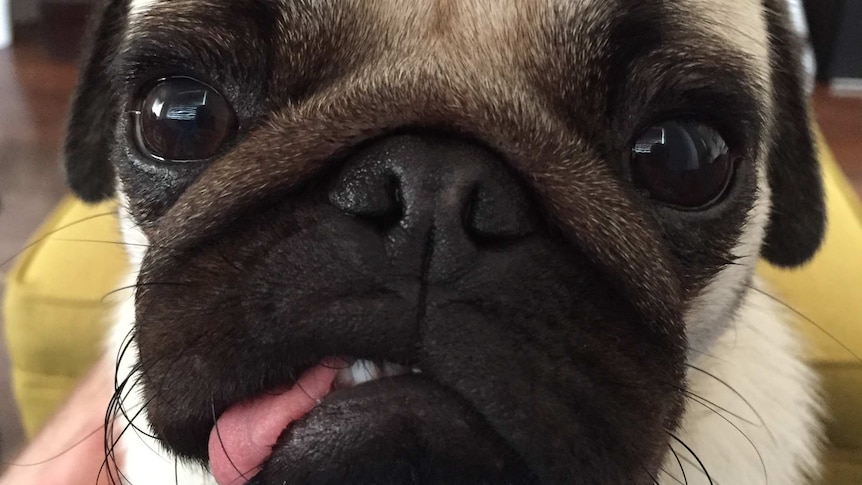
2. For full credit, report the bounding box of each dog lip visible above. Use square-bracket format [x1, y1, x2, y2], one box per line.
[208, 358, 422, 485]
[253, 375, 537, 484]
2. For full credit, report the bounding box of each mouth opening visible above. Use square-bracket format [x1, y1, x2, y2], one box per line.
[208, 358, 421, 485]
[332, 359, 420, 390]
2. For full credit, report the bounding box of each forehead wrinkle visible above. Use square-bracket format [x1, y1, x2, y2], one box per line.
[676, 0, 771, 86]
[365, 1, 550, 62]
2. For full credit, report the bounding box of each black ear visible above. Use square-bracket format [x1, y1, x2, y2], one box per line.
[64, 0, 129, 202]
[760, 0, 826, 268]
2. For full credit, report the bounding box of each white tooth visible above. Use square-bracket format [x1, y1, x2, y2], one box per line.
[350, 360, 380, 385]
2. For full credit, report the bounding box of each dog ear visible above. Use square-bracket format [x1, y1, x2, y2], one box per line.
[64, 0, 129, 202]
[759, 0, 826, 268]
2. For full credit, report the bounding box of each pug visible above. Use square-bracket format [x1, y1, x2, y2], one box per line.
[63, 0, 826, 483]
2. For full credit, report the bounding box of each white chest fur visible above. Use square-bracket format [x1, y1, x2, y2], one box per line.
[659, 287, 822, 484]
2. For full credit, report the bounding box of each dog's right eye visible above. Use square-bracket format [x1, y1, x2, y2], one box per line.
[133, 77, 238, 162]
[628, 120, 737, 210]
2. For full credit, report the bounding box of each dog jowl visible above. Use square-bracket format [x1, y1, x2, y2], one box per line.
[64, 1, 825, 484]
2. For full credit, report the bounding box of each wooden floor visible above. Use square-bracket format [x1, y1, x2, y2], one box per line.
[813, 87, 862, 194]
[0, 30, 860, 463]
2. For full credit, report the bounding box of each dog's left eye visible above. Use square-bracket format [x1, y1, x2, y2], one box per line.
[133, 77, 238, 162]
[629, 120, 737, 209]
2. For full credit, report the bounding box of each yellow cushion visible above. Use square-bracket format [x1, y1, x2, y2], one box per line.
[759, 131, 862, 456]
[3, 132, 860, 481]
[2, 198, 128, 436]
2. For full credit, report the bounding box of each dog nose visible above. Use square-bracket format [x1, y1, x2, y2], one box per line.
[329, 134, 536, 279]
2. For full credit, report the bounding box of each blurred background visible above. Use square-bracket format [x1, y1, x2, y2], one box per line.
[0, 0, 860, 467]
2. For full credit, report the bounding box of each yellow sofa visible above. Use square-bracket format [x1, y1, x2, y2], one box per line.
[4, 134, 861, 483]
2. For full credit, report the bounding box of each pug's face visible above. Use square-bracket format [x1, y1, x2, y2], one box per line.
[66, 0, 824, 483]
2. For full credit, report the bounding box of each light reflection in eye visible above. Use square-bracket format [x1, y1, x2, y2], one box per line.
[166, 90, 208, 121]
[166, 107, 199, 121]
[633, 127, 666, 154]
[149, 98, 166, 118]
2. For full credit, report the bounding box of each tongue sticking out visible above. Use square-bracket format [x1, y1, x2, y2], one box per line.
[208, 361, 341, 485]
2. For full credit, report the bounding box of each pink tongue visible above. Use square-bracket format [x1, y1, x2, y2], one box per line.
[208, 361, 341, 485]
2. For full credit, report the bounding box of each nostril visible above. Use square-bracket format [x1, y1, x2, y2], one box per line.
[329, 169, 404, 231]
[378, 177, 405, 229]
[391, 181, 404, 211]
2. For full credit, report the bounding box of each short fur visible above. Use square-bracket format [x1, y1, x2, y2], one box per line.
[65, 1, 825, 483]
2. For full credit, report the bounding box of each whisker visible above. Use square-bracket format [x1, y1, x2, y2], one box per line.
[675, 453, 725, 485]
[0, 426, 105, 467]
[684, 364, 772, 440]
[101, 329, 136, 485]
[641, 462, 662, 485]
[667, 433, 714, 485]
[667, 443, 689, 485]
[100, 326, 159, 485]
[110, 328, 161, 440]
[685, 393, 768, 483]
[293, 369, 322, 405]
[101, 282, 195, 302]
[0, 212, 117, 269]
[49, 238, 153, 250]
[48, 237, 186, 256]
[680, 389, 761, 428]
[746, 284, 862, 363]
[659, 467, 686, 485]
[211, 399, 255, 482]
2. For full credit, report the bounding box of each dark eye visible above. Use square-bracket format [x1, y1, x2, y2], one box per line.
[134, 77, 238, 162]
[629, 120, 736, 209]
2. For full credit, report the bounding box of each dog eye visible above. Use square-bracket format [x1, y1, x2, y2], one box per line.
[629, 121, 736, 209]
[134, 77, 237, 162]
